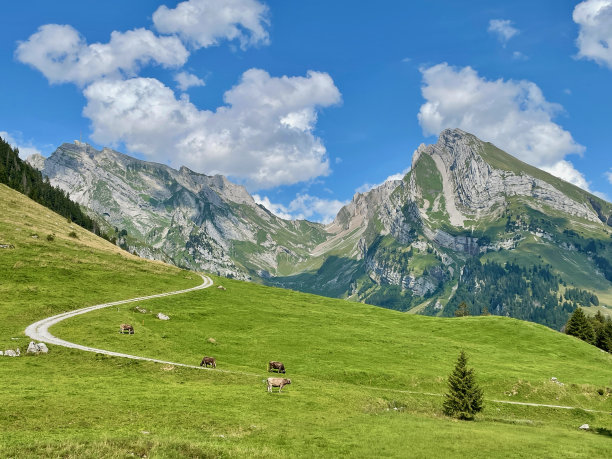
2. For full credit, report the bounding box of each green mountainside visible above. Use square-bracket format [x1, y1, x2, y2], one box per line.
[28, 129, 612, 329]
[1, 183, 611, 457]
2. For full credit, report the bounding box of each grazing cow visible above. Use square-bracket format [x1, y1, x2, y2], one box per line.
[267, 361, 286, 373]
[267, 377, 291, 392]
[119, 324, 134, 334]
[200, 356, 216, 368]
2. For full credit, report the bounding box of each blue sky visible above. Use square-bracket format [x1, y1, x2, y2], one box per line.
[1, 0, 611, 222]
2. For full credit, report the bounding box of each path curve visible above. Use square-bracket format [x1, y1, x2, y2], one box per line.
[24, 274, 226, 372]
[23, 275, 609, 412]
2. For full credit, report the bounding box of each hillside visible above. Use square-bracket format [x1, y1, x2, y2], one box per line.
[28, 130, 612, 330]
[1, 184, 612, 457]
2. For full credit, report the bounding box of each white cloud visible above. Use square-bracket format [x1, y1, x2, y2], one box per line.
[573, 0, 612, 69]
[512, 51, 528, 60]
[0, 131, 42, 159]
[16, 24, 188, 86]
[253, 194, 293, 220]
[542, 160, 591, 190]
[418, 63, 585, 177]
[253, 193, 348, 223]
[606, 169, 612, 184]
[83, 69, 341, 190]
[355, 168, 410, 194]
[174, 71, 205, 91]
[153, 0, 269, 50]
[488, 19, 519, 45]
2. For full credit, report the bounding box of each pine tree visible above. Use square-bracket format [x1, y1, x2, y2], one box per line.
[443, 350, 483, 420]
[455, 301, 470, 317]
[565, 307, 595, 344]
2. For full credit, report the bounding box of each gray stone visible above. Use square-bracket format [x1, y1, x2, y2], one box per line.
[157, 313, 170, 321]
[579, 424, 589, 430]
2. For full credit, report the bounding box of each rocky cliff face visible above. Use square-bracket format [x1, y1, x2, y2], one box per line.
[30, 141, 328, 279]
[28, 130, 612, 326]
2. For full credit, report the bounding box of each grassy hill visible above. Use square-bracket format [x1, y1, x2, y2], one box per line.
[1, 184, 612, 457]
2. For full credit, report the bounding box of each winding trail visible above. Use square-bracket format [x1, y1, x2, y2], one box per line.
[23, 274, 609, 413]
[24, 274, 236, 372]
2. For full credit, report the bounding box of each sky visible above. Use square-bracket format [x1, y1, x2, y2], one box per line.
[1, 0, 611, 223]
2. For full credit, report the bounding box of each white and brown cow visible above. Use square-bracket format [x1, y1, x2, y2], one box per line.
[119, 324, 134, 334]
[267, 377, 291, 392]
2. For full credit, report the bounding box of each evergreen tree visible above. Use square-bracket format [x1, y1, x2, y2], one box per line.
[455, 301, 470, 317]
[565, 307, 595, 344]
[443, 350, 483, 420]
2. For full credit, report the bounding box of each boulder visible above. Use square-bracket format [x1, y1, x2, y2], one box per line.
[157, 312, 170, 320]
[26, 342, 49, 354]
[579, 424, 590, 430]
[4, 349, 20, 357]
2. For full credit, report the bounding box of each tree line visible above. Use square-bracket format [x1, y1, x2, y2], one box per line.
[0, 137, 112, 241]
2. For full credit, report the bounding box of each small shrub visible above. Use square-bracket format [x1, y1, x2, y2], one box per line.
[68, 231, 78, 239]
[46, 234, 54, 242]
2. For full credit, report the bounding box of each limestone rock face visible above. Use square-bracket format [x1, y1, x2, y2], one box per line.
[31, 142, 328, 280]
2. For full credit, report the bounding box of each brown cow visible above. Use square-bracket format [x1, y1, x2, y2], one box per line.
[267, 377, 291, 392]
[200, 356, 216, 368]
[119, 324, 134, 334]
[267, 361, 286, 373]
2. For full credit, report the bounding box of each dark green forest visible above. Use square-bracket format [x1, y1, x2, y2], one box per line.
[0, 136, 112, 241]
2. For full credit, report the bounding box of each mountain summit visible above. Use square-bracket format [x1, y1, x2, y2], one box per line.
[29, 129, 612, 328]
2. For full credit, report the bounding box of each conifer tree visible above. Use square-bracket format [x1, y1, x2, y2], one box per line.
[455, 301, 470, 317]
[443, 350, 483, 420]
[565, 307, 595, 344]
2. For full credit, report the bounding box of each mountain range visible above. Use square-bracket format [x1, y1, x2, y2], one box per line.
[28, 129, 612, 328]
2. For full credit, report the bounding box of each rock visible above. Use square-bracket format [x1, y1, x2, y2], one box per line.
[207, 337, 217, 345]
[0, 351, 3, 355]
[4, 348, 20, 357]
[135, 306, 148, 314]
[551, 377, 558, 382]
[217, 285, 226, 290]
[27, 342, 49, 354]
[579, 424, 589, 430]
[0, 243, 15, 249]
[157, 312, 170, 320]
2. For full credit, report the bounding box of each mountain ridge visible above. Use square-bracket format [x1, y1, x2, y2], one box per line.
[27, 129, 612, 328]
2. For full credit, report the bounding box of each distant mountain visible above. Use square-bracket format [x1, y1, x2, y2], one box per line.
[28, 141, 328, 279]
[29, 129, 612, 328]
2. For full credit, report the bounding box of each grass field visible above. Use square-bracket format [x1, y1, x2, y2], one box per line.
[2, 184, 612, 458]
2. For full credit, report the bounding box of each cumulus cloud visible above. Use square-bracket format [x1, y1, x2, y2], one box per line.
[573, 0, 612, 69]
[174, 71, 205, 91]
[606, 169, 612, 184]
[0, 131, 42, 159]
[254, 193, 347, 223]
[542, 160, 591, 190]
[16, 24, 188, 85]
[83, 69, 341, 190]
[488, 19, 519, 45]
[153, 0, 269, 50]
[417, 63, 590, 190]
[355, 168, 410, 194]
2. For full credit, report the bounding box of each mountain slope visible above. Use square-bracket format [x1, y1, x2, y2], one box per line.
[30, 141, 329, 279]
[29, 129, 612, 329]
[1, 183, 611, 457]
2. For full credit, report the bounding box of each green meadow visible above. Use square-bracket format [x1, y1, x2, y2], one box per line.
[1, 184, 612, 458]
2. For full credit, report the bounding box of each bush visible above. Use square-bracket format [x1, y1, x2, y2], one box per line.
[46, 234, 55, 242]
[68, 231, 78, 239]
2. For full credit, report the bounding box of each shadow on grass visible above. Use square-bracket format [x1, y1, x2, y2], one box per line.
[593, 427, 612, 438]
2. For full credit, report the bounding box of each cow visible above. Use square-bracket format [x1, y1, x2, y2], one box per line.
[119, 324, 134, 334]
[267, 361, 286, 373]
[200, 356, 216, 368]
[267, 377, 291, 392]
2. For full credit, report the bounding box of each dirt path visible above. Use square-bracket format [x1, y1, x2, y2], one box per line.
[23, 274, 609, 413]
